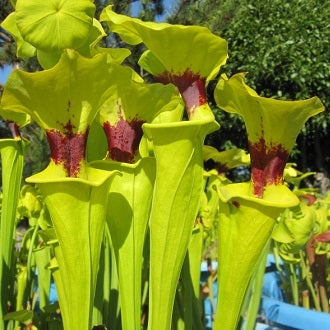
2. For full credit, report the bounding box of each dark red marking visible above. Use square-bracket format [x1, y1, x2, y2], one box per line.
[249, 137, 288, 198]
[314, 231, 330, 243]
[103, 116, 145, 163]
[232, 200, 240, 208]
[156, 69, 207, 118]
[46, 120, 88, 178]
[8, 121, 21, 139]
[300, 193, 316, 206]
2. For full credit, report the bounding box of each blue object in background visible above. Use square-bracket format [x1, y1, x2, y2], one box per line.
[262, 255, 284, 301]
[200, 261, 218, 329]
[261, 297, 330, 330]
[34, 269, 58, 306]
[49, 281, 58, 304]
[201, 255, 330, 329]
[260, 255, 330, 329]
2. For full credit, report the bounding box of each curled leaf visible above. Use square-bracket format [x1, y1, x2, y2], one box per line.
[17, 184, 42, 219]
[203, 145, 250, 174]
[272, 203, 316, 258]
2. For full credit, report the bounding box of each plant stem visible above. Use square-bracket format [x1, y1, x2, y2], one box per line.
[243, 240, 270, 330]
[289, 263, 299, 306]
[315, 254, 329, 313]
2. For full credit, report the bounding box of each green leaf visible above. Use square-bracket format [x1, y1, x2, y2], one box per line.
[272, 203, 316, 256]
[38, 228, 58, 246]
[0, 12, 36, 58]
[3, 310, 33, 324]
[203, 145, 250, 171]
[180, 224, 204, 329]
[34, 246, 52, 316]
[283, 163, 316, 188]
[101, 6, 228, 81]
[78, 18, 107, 57]
[86, 116, 108, 162]
[36, 18, 124, 69]
[17, 184, 42, 219]
[0, 107, 30, 128]
[36, 49, 62, 70]
[15, 0, 95, 51]
[0, 138, 26, 324]
[95, 46, 131, 64]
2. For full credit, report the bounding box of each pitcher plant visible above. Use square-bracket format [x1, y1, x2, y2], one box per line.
[213, 73, 324, 329]
[0, 3, 326, 330]
[0, 49, 124, 329]
[91, 64, 183, 330]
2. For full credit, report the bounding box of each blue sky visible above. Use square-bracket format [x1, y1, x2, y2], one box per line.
[0, 0, 178, 84]
[0, 65, 12, 85]
[131, 0, 177, 22]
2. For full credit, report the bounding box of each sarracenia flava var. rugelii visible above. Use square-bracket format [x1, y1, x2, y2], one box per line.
[0, 2, 325, 329]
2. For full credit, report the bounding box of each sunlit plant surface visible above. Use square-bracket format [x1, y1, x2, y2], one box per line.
[0, 1, 326, 330]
